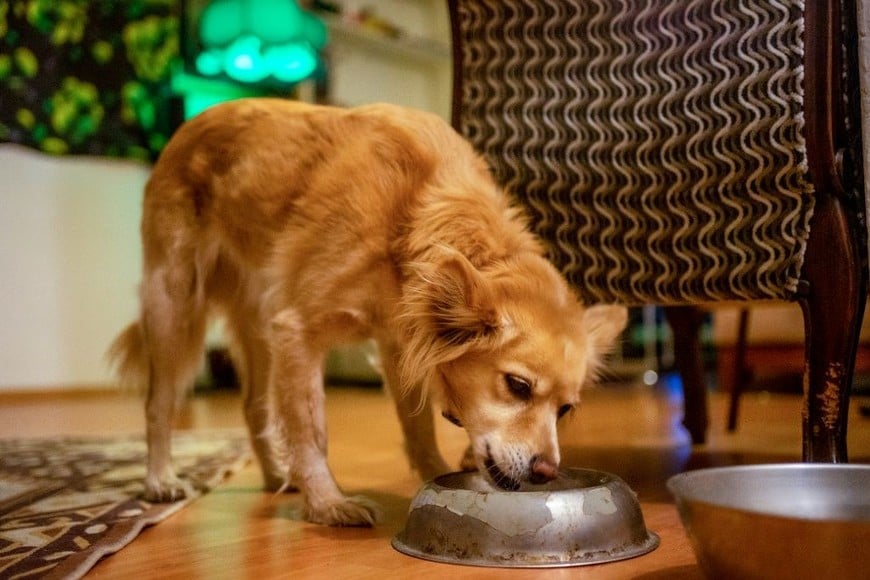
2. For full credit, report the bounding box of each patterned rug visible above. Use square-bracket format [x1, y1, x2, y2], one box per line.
[0, 432, 251, 579]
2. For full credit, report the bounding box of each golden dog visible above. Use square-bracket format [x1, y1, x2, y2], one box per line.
[109, 99, 627, 526]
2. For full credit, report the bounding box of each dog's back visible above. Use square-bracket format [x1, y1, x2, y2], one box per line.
[108, 98, 498, 403]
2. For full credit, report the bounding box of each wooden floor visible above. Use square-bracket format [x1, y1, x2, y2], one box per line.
[2, 381, 869, 579]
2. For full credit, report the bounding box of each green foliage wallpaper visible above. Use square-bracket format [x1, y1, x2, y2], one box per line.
[0, 0, 180, 161]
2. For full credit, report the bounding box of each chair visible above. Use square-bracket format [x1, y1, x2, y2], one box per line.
[447, 0, 867, 461]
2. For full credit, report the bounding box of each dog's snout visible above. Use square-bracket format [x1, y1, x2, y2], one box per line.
[529, 455, 558, 484]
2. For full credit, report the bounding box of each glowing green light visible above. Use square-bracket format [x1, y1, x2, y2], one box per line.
[195, 0, 327, 85]
[199, 0, 242, 46]
[249, 0, 307, 43]
[195, 50, 223, 76]
[266, 43, 317, 83]
[172, 72, 262, 119]
[223, 35, 269, 83]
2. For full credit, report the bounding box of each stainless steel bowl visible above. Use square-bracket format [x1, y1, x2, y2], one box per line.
[668, 464, 870, 580]
[392, 468, 659, 568]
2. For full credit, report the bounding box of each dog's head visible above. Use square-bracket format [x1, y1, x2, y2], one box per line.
[401, 250, 627, 490]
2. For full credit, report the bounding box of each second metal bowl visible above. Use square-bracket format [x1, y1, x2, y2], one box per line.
[668, 463, 870, 580]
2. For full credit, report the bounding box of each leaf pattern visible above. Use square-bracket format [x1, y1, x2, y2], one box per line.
[0, 0, 179, 161]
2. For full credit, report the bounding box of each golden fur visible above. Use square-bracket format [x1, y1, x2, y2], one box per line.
[109, 98, 627, 526]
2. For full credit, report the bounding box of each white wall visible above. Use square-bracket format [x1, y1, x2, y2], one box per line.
[0, 145, 146, 389]
[327, 0, 451, 119]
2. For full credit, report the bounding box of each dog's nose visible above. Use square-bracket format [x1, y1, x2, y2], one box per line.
[529, 455, 558, 484]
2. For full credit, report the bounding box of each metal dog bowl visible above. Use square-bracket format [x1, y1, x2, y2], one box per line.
[668, 464, 870, 580]
[392, 468, 659, 568]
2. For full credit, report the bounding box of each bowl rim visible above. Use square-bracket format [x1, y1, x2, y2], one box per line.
[667, 463, 870, 522]
[427, 467, 623, 496]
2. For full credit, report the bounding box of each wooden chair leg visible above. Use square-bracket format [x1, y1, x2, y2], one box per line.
[798, 195, 867, 462]
[727, 307, 751, 432]
[665, 306, 709, 444]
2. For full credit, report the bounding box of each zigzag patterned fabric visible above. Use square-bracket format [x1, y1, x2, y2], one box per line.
[452, 0, 815, 304]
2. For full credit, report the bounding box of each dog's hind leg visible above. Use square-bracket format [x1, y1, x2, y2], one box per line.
[224, 301, 288, 492]
[378, 341, 450, 481]
[140, 259, 209, 502]
[270, 308, 379, 526]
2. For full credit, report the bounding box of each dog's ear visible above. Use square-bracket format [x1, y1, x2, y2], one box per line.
[583, 304, 628, 360]
[398, 251, 502, 393]
[581, 304, 628, 382]
[428, 253, 500, 346]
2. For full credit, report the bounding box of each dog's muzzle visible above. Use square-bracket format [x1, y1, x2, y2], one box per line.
[484, 455, 521, 491]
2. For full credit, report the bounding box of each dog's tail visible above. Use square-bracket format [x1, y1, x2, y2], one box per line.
[107, 321, 150, 392]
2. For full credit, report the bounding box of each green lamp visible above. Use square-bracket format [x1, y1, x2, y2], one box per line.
[196, 0, 327, 85]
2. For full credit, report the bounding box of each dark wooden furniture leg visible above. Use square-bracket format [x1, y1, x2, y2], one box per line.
[798, 195, 867, 462]
[727, 307, 751, 432]
[666, 306, 708, 444]
[798, 0, 867, 461]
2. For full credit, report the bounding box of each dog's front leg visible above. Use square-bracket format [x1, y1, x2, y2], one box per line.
[378, 341, 450, 481]
[270, 309, 379, 526]
[390, 386, 451, 481]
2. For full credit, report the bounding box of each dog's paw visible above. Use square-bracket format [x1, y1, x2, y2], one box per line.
[304, 495, 381, 527]
[144, 474, 196, 503]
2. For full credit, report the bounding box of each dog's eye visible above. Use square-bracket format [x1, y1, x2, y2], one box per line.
[558, 404, 575, 419]
[441, 410, 462, 427]
[505, 374, 532, 401]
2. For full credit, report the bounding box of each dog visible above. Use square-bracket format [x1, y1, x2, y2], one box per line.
[109, 98, 627, 526]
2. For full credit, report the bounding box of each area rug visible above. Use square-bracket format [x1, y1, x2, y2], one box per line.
[0, 432, 251, 579]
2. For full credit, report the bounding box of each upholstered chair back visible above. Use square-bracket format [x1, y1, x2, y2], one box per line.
[449, 0, 862, 306]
